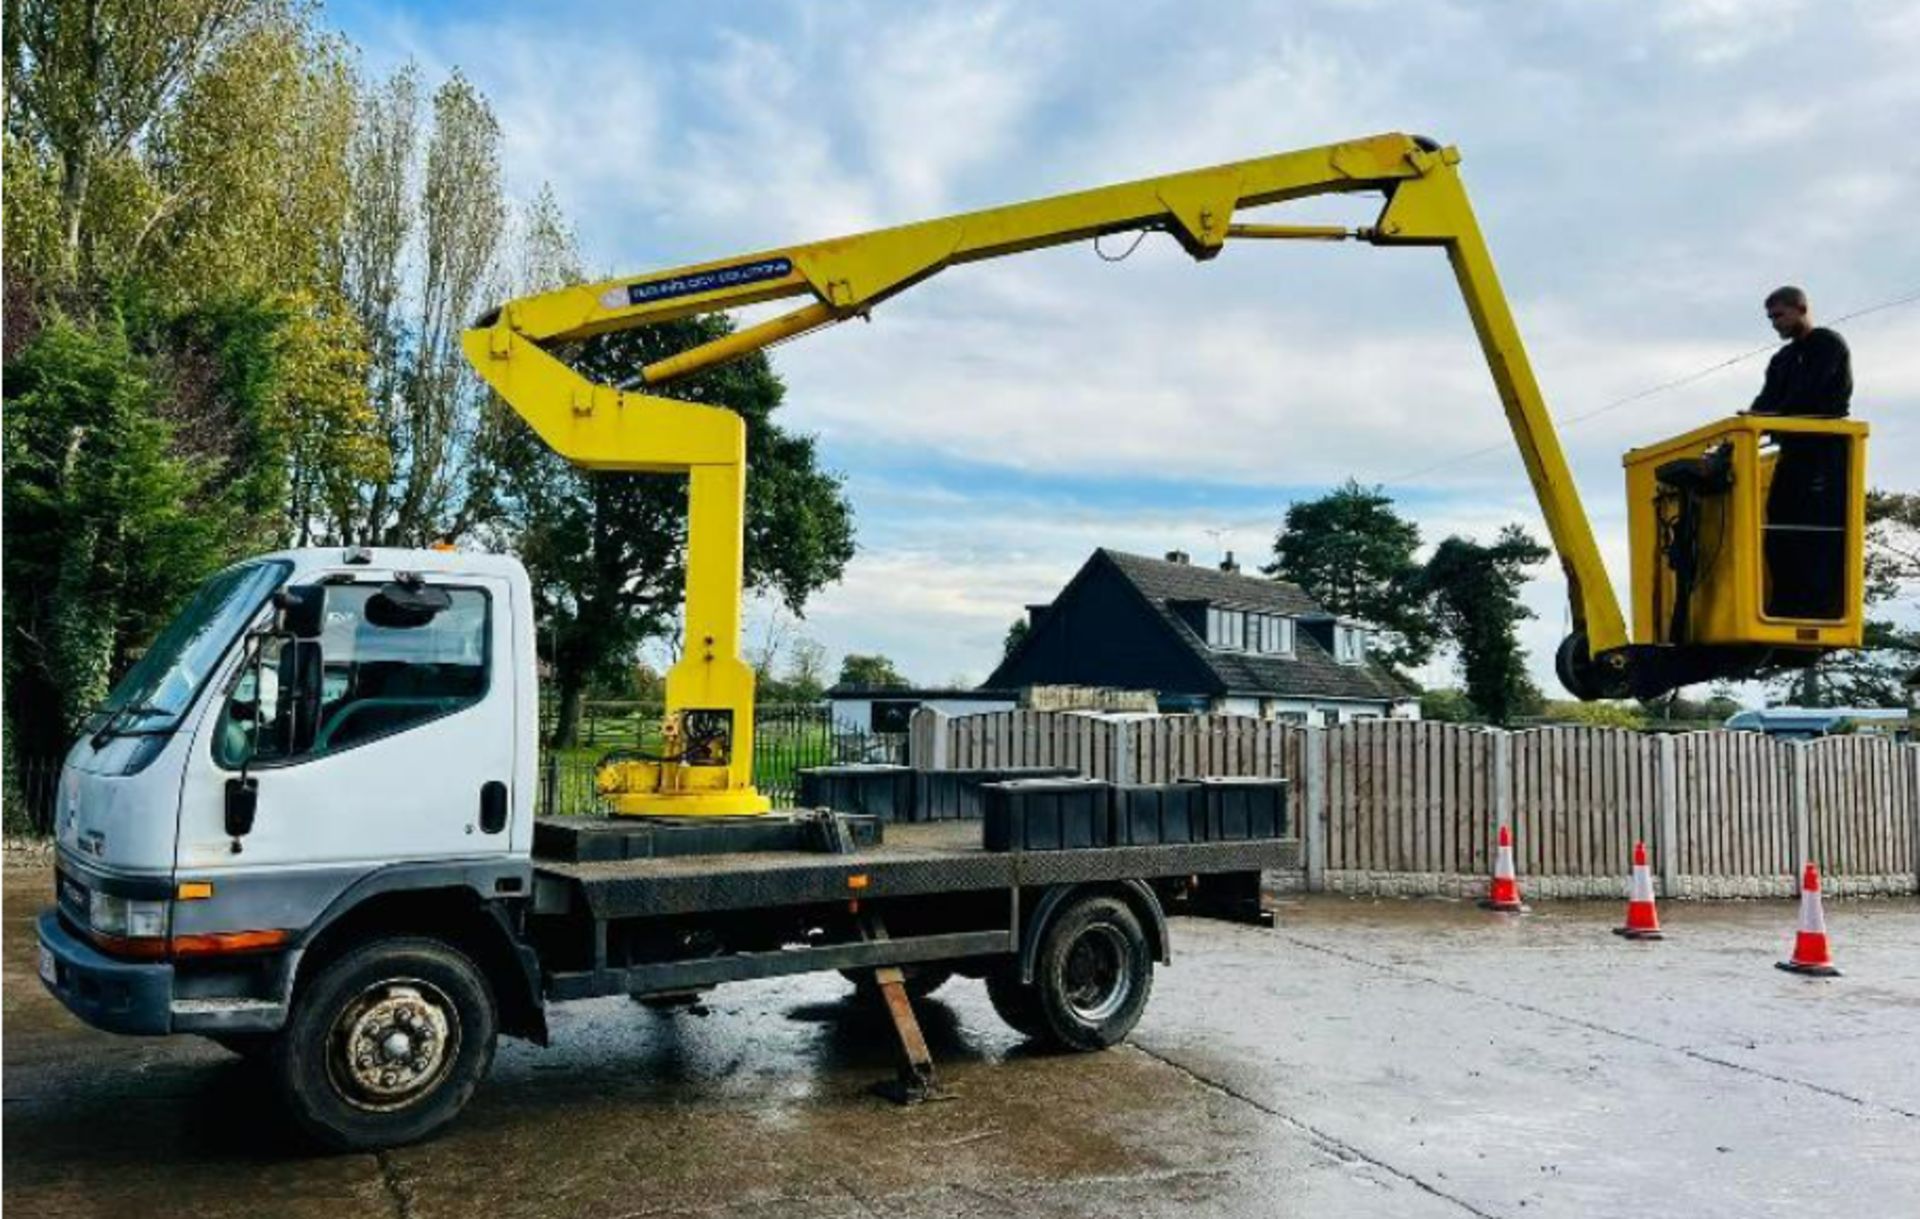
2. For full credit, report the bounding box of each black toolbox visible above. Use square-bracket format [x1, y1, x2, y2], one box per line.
[982, 778, 1114, 851]
[1110, 784, 1199, 846]
[796, 764, 916, 821]
[533, 814, 882, 862]
[1180, 777, 1289, 841]
[916, 766, 1079, 821]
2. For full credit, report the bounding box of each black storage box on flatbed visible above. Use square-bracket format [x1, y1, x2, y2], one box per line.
[1181, 777, 1289, 841]
[533, 813, 882, 863]
[916, 766, 1079, 821]
[796, 764, 916, 821]
[982, 778, 1115, 851]
[1110, 784, 1199, 846]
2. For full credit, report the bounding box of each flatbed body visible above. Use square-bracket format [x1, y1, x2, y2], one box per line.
[527, 817, 1298, 1003]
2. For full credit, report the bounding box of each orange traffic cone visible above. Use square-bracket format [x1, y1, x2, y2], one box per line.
[1777, 863, 1840, 977]
[1480, 823, 1525, 911]
[1613, 840, 1663, 940]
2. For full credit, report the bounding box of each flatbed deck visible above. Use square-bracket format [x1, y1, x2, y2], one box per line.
[535, 820, 1301, 920]
[531, 818, 1298, 1003]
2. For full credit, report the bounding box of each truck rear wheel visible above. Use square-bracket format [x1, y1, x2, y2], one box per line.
[1031, 895, 1153, 1051]
[984, 966, 1046, 1039]
[272, 937, 498, 1151]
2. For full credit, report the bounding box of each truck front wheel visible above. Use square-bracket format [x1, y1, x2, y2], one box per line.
[273, 937, 498, 1151]
[1031, 895, 1154, 1051]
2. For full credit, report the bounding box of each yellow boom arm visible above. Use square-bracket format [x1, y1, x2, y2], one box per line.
[464, 134, 1621, 664]
[464, 131, 1855, 815]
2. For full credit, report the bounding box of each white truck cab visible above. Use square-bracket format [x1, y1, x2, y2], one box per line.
[37, 546, 1278, 1152]
[39, 547, 545, 1140]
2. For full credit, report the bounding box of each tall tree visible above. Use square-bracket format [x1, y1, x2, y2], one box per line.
[781, 639, 831, 703]
[837, 654, 910, 691]
[334, 66, 508, 546]
[3, 317, 224, 755]
[755, 636, 829, 703]
[1003, 617, 1030, 659]
[3, 0, 383, 761]
[1266, 480, 1437, 674]
[3, 0, 270, 283]
[498, 192, 856, 747]
[1419, 524, 1549, 725]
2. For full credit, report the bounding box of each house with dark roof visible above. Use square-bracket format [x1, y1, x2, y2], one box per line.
[986, 549, 1419, 725]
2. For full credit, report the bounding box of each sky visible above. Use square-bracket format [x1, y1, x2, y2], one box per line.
[329, 0, 1919, 695]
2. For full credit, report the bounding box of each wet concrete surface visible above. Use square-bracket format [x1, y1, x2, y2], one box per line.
[5, 859, 1916, 1218]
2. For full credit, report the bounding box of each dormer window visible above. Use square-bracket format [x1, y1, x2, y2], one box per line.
[1255, 613, 1294, 655]
[1207, 607, 1294, 655]
[1206, 606, 1246, 650]
[1335, 624, 1366, 664]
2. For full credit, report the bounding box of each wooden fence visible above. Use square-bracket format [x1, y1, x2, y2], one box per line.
[915, 710, 1920, 898]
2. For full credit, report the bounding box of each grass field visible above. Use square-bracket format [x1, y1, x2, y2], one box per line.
[538, 703, 904, 814]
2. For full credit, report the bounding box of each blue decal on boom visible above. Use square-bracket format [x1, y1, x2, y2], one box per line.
[626, 257, 794, 307]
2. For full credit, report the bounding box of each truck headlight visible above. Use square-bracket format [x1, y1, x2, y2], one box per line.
[125, 900, 169, 939]
[88, 889, 126, 935]
[87, 892, 169, 941]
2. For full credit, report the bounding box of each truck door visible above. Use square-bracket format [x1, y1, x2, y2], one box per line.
[176, 571, 521, 873]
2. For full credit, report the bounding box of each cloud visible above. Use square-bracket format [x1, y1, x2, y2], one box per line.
[332, 0, 1920, 697]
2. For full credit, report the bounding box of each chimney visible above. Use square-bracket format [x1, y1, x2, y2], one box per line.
[1165, 550, 1190, 565]
[1219, 551, 1240, 574]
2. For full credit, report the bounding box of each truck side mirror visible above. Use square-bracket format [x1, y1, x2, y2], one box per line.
[275, 586, 327, 640]
[366, 580, 450, 629]
[224, 777, 258, 838]
[283, 641, 324, 755]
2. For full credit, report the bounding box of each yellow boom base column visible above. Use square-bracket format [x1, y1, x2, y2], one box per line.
[462, 323, 771, 817]
[600, 460, 771, 817]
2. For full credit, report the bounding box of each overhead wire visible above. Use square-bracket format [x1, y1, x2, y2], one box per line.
[1377, 286, 1920, 487]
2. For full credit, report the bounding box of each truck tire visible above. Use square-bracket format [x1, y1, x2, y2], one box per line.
[272, 937, 498, 1151]
[839, 964, 954, 1001]
[984, 966, 1046, 1039]
[1031, 895, 1153, 1051]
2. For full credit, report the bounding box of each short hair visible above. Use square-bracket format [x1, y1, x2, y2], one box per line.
[1765, 285, 1808, 309]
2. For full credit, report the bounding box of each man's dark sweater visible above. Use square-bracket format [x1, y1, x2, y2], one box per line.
[1750, 326, 1851, 417]
[1749, 326, 1852, 617]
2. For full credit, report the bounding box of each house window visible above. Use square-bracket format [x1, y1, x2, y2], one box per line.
[1253, 614, 1294, 656]
[1335, 625, 1366, 664]
[1209, 608, 1294, 654]
[1207, 607, 1246, 651]
[870, 700, 921, 733]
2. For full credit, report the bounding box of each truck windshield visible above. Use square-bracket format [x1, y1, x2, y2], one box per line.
[89, 560, 292, 738]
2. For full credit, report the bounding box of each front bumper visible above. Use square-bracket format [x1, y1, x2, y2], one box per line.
[36, 910, 290, 1037]
[36, 909, 173, 1035]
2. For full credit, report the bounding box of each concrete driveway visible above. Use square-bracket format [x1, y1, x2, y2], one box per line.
[6, 857, 1917, 1218]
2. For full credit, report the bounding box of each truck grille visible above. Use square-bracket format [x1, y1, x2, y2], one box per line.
[56, 872, 88, 926]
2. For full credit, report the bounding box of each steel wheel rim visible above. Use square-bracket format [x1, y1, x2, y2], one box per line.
[1062, 924, 1131, 1022]
[325, 977, 461, 1113]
